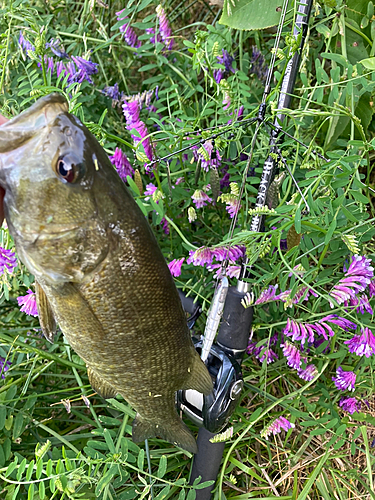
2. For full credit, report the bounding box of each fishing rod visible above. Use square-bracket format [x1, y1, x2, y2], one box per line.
[177, 1, 314, 498]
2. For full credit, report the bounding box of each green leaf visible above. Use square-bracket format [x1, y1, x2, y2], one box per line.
[350, 190, 370, 204]
[157, 455, 167, 478]
[324, 219, 337, 245]
[186, 490, 196, 500]
[359, 57, 375, 70]
[39, 481, 45, 500]
[0, 406, 6, 430]
[219, 0, 282, 30]
[28, 483, 34, 500]
[137, 448, 145, 472]
[155, 485, 170, 499]
[12, 412, 24, 440]
[103, 428, 116, 454]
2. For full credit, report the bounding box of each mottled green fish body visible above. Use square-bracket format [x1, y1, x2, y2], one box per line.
[0, 94, 212, 453]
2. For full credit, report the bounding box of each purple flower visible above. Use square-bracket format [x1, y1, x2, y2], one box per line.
[330, 255, 374, 306]
[156, 5, 174, 50]
[193, 141, 222, 172]
[261, 416, 295, 440]
[346, 294, 373, 315]
[257, 347, 278, 364]
[246, 340, 262, 357]
[122, 100, 141, 129]
[146, 27, 162, 45]
[122, 100, 153, 161]
[344, 327, 375, 358]
[368, 279, 375, 297]
[17, 290, 38, 317]
[207, 263, 240, 279]
[191, 189, 212, 209]
[339, 396, 361, 415]
[213, 68, 224, 84]
[222, 91, 231, 111]
[187, 247, 214, 266]
[217, 49, 236, 74]
[116, 10, 141, 48]
[46, 38, 68, 58]
[281, 341, 301, 369]
[255, 285, 279, 305]
[160, 217, 169, 235]
[102, 83, 121, 101]
[250, 46, 268, 82]
[109, 147, 134, 181]
[0, 247, 17, 275]
[297, 363, 318, 381]
[19, 31, 35, 53]
[211, 245, 245, 263]
[71, 56, 98, 81]
[168, 258, 184, 277]
[220, 165, 230, 189]
[0, 357, 11, 379]
[221, 196, 240, 219]
[283, 315, 357, 345]
[144, 183, 157, 199]
[332, 367, 356, 391]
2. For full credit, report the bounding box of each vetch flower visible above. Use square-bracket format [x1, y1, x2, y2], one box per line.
[193, 140, 221, 172]
[168, 258, 184, 277]
[160, 217, 169, 235]
[0, 247, 17, 275]
[332, 367, 356, 391]
[46, 38, 68, 58]
[188, 207, 197, 223]
[250, 46, 268, 82]
[17, 290, 38, 317]
[116, 10, 141, 48]
[102, 83, 121, 101]
[0, 357, 11, 379]
[297, 363, 318, 381]
[207, 263, 241, 279]
[191, 189, 212, 209]
[346, 294, 373, 315]
[187, 247, 214, 266]
[156, 5, 174, 50]
[255, 285, 279, 305]
[217, 49, 236, 74]
[330, 255, 374, 307]
[122, 100, 153, 162]
[339, 396, 361, 415]
[280, 341, 301, 369]
[144, 183, 158, 200]
[261, 416, 295, 440]
[344, 327, 375, 358]
[71, 56, 98, 82]
[257, 347, 278, 364]
[19, 31, 35, 53]
[109, 147, 134, 181]
[368, 279, 375, 297]
[283, 315, 357, 345]
[213, 68, 224, 84]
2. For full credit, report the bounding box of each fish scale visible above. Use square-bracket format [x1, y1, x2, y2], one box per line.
[0, 93, 213, 453]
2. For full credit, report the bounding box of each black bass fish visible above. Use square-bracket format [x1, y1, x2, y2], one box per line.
[0, 93, 212, 453]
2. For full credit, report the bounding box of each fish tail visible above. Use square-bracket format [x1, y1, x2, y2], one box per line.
[181, 350, 213, 395]
[132, 413, 198, 454]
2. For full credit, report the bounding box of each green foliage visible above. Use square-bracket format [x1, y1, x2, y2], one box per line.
[0, 0, 374, 499]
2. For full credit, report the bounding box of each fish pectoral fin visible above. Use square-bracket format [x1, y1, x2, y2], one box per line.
[180, 350, 213, 396]
[132, 413, 198, 454]
[87, 367, 118, 399]
[35, 281, 56, 343]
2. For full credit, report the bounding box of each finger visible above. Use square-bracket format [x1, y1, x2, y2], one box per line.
[0, 114, 8, 126]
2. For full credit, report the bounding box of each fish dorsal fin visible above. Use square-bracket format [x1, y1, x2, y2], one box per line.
[180, 350, 213, 395]
[35, 281, 56, 343]
[87, 366, 118, 399]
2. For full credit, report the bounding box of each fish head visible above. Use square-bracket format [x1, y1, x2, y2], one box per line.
[0, 93, 115, 284]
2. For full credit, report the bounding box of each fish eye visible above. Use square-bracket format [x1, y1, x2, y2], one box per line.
[55, 153, 84, 183]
